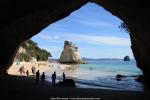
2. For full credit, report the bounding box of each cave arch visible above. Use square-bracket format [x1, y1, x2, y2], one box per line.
[0, 0, 150, 81]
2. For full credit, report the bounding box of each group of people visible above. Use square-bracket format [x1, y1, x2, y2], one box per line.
[19, 65, 25, 75]
[35, 70, 45, 85]
[35, 70, 66, 86]
[19, 65, 66, 86]
[19, 65, 36, 76]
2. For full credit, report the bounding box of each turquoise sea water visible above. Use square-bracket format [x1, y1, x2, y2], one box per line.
[46, 60, 144, 91]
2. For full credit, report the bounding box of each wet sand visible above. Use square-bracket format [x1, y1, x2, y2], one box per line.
[0, 74, 149, 100]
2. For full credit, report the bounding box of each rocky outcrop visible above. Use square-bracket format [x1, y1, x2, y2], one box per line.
[116, 74, 126, 81]
[15, 40, 50, 62]
[56, 79, 76, 87]
[18, 47, 27, 54]
[124, 56, 130, 61]
[59, 41, 83, 63]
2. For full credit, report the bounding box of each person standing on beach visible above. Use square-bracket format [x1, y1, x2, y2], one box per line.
[36, 70, 40, 84]
[19, 65, 25, 75]
[41, 72, 45, 85]
[31, 66, 34, 74]
[26, 70, 29, 76]
[19, 66, 22, 75]
[22, 66, 25, 74]
[51, 72, 56, 86]
[63, 72, 66, 81]
[32, 66, 36, 74]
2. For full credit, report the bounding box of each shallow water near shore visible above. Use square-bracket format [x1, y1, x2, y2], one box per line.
[45, 60, 144, 91]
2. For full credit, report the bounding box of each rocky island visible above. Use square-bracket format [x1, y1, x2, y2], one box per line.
[59, 41, 84, 64]
[124, 56, 130, 61]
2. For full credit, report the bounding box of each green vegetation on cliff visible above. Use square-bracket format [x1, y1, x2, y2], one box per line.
[16, 39, 51, 61]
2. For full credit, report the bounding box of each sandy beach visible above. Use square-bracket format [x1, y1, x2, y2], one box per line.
[0, 61, 147, 100]
[7, 61, 71, 76]
[3, 61, 149, 100]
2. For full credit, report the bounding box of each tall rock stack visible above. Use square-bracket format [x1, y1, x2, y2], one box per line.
[59, 41, 83, 63]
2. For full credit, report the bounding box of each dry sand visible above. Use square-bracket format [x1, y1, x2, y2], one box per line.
[7, 61, 71, 76]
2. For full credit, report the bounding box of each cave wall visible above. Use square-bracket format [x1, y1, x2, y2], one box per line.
[0, 0, 150, 79]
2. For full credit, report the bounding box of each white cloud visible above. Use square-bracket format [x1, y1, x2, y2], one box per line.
[76, 34, 130, 46]
[40, 45, 62, 52]
[38, 31, 130, 46]
[38, 34, 59, 40]
[70, 13, 115, 28]
[79, 20, 114, 28]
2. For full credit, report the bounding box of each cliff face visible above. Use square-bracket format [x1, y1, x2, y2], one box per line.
[59, 41, 82, 63]
[16, 39, 51, 62]
[18, 47, 27, 54]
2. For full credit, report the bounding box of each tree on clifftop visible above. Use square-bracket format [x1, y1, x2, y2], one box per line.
[16, 39, 51, 61]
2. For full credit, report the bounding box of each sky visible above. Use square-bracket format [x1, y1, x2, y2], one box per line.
[32, 2, 133, 59]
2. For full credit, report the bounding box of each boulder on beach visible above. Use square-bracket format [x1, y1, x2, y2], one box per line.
[116, 74, 126, 81]
[123, 56, 130, 61]
[59, 41, 83, 64]
[56, 79, 76, 87]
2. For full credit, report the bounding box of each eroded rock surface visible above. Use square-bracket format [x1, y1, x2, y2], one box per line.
[59, 41, 83, 63]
